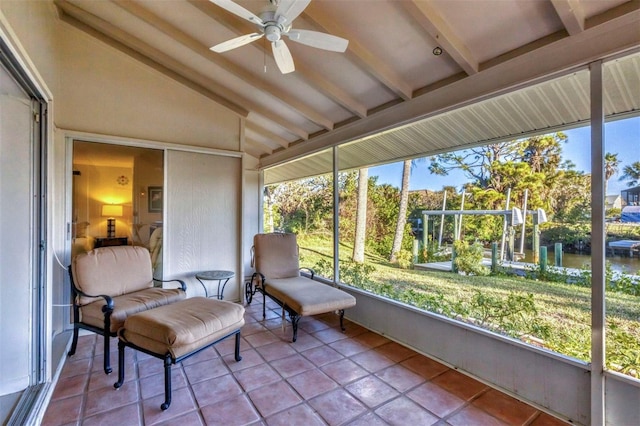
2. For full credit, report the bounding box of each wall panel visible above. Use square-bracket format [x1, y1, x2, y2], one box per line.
[164, 150, 241, 301]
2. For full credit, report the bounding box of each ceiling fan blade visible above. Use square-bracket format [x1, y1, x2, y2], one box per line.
[286, 29, 349, 52]
[272, 40, 295, 74]
[209, 0, 264, 25]
[211, 33, 263, 53]
[275, 0, 311, 25]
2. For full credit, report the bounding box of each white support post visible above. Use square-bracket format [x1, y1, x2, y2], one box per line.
[590, 60, 606, 426]
[333, 147, 340, 284]
[438, 191, 447, 249]
[258, 170, 264, 234]
[457, 191, 466, 241]
[500, 188, 511, 261]
[519, 189, 528, 254]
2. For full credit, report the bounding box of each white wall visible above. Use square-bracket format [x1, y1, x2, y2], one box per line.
[0, 1, 241, 150]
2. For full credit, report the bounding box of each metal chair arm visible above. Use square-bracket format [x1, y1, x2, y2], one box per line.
[73, 287, 114, 311]
[154, 278, 187, 291]
[300, 267, 315, 279]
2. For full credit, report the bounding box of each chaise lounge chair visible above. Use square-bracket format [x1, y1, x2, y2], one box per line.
[247, 232, 356, 341]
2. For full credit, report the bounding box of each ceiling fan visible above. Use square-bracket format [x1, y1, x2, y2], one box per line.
[209, 0, 349, 74]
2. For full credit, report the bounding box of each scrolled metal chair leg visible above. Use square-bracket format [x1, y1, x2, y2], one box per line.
[103, 332, 112, 374]
[234, 332, 243, 362]
[161, 354, 172, 410]
[291, 314, 301, 342]
[113, 340, 125, 389]
[68, 324, 79, 356]
[339, 309, 346, 332]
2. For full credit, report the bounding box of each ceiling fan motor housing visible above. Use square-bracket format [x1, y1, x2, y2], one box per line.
[258, 11, 280, 42]
[265, 25, 281, 42]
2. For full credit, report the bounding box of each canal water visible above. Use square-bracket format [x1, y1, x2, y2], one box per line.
[520, 249, 640, 275]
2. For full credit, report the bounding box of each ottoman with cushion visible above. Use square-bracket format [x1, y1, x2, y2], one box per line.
[114, 297, 245, 410]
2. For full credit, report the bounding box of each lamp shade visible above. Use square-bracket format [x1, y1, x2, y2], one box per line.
[101, 204, 123, 217]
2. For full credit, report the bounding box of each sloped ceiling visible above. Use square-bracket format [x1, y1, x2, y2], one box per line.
[54, 0, 640, 177]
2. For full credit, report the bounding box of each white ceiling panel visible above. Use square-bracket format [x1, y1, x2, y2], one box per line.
[54, 0, 638, 181]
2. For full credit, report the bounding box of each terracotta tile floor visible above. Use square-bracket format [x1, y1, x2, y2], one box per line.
[43, 294, 567, 425]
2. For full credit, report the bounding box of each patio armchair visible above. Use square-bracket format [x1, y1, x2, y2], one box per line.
[247, 232, 356, 341]
[68, 245, 186, 374]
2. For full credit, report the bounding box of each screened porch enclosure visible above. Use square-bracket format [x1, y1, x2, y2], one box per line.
[261, 52, 640, 425]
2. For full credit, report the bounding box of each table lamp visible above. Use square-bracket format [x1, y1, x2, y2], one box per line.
[102, 204, 123, 238]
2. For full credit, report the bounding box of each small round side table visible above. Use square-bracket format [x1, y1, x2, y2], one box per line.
[195, 270, 234, 300]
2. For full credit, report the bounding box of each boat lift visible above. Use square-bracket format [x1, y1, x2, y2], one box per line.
[419, 190, 547, 262]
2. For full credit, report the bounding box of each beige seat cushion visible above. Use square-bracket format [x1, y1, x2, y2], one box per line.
[265, 277, 356, 317]
[72, 246, 155, 305]
[121, 297, 245, 359]
[254, 233, 301, 279]
[80, 287, 185, 333]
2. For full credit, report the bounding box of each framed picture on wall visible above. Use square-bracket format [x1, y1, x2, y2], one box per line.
[148, 186, 163, 212]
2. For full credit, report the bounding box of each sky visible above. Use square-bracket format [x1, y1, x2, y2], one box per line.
[369, 116, 640, 196]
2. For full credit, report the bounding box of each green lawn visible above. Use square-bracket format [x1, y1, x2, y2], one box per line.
[297, 233, 640, 378]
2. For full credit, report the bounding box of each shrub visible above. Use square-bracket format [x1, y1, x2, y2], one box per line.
[540, 223, 590, 248]
[453, 240, 489, 276]
[468, 291, 550, 339]
[313, 258, 376, 286]
[394, 249, 414, 269]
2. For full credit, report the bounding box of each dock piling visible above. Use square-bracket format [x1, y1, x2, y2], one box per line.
[555, 243, 563, 267]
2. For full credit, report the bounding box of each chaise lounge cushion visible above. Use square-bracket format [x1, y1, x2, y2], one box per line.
[253, 232, 301, 278]
[120, 297, 245, 359]
[265, 276, 356, 316]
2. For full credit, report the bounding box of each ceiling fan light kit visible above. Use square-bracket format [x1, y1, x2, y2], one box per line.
[209, 0, 349, 74]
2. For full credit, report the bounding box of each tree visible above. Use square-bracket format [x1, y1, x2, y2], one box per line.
[352, 168, 368, 263]
[550, 161, 591, 222]
[619, 161, 640, 187]
[270, 176, 333, 233]
[428, 133, 566, 214]
[263, 186, 275, 232]
[429, 142, 523, 188]
[390, 159, 412, 262]
[604, 152, 620, 196]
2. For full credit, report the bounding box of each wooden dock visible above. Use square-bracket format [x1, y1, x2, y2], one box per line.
[414, 259, 586, 278]
[608, 240, 640, 257]
[414, 259, 638, 281]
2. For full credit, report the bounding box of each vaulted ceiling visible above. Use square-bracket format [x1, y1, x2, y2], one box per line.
[54, 0, 640, 173]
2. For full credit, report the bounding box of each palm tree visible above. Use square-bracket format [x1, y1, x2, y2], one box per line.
[352, 168, 368, 263]
[390, 160, 412, 263]
[619, 161, 640, 187]
[604, 152, 620, 196]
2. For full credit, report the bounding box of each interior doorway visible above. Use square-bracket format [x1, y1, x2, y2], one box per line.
[72, 141, 164, 277]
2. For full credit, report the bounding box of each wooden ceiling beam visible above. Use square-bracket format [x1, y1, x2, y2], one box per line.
[259, 9, 640, 168]
[54, 0, 309, 141]
[188, 0, 368, 119]
[246, 122, 290, 149]
[111, 0, 333, 132]
[551, 0, 585, 35]
[401, 1, 479, 75]
[303, 1, 413, 101]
